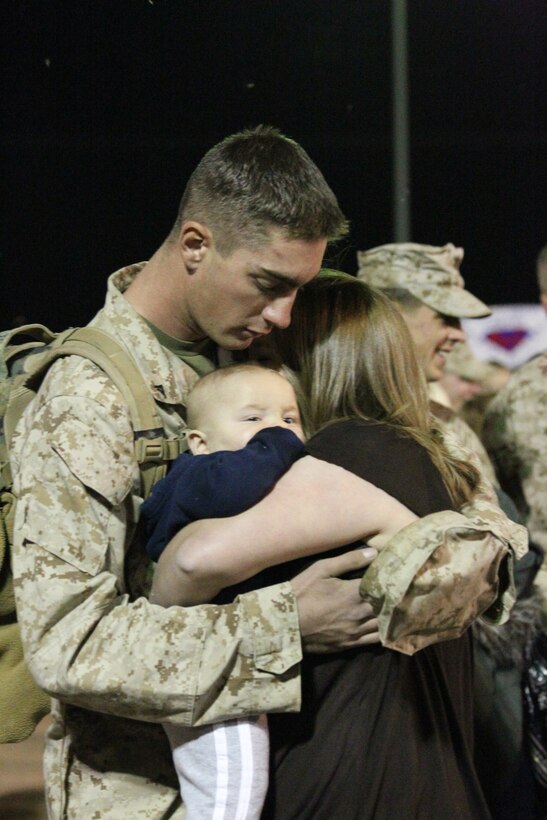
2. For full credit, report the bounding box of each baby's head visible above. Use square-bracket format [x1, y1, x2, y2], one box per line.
[186, 364, 304, 454]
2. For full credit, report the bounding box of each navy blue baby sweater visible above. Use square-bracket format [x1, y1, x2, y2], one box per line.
[142, 426, 305, 561]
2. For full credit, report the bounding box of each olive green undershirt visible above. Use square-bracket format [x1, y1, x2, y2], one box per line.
[143, 318, 217, 377]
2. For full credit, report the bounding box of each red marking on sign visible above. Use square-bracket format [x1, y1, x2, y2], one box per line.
[487, 330, 528, 351]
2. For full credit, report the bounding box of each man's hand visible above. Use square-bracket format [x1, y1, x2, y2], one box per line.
[291, 548, 380, 653]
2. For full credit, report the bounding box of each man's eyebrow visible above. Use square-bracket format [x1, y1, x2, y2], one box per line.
[256, 267, 301, 287]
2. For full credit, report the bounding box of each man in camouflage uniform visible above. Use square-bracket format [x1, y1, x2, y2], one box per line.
[483, 246, 547, 596]
[437, 341, 505, 413]
[356, 242, 499, 486]
[11, 132, 525, 820]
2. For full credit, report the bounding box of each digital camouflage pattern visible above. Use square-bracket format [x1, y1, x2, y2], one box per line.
[483, 352, 547, 596]
[361, 423, 528, 654]
[443, 340, 499, 384]
[356, 242, 491, 318]
[430, 399, 500, 488]
[11, 267, 303, 818]
[10, 265, 527, 817]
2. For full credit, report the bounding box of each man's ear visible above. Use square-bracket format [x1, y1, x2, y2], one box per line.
[186, 429, 210, 455]
[178, 221, 213, 273]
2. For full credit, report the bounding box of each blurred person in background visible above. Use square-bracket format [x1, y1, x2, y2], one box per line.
[435, 341, 504, 412]
[460, 360, 512, 440]
[481, 245, 547, 816]
[433, 341, 511, 440]
[483, 245, 547, 596]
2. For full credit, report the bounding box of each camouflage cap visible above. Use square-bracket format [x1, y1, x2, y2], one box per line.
[356, 242, 491, 319]
[444, 342, 499, 383]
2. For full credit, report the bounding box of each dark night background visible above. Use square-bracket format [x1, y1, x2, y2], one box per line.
[2, 0, 546, 330]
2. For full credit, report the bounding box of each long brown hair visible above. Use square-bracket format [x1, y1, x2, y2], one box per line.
[273, 273, 479, 506]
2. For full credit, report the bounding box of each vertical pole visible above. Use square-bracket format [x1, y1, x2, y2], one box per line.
[391, 0, 411, 241]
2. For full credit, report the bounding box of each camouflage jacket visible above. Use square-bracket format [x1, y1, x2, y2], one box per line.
[11, 266, 302, 819]
[483, 352, 547, 595]
[10, 265, 527, 818]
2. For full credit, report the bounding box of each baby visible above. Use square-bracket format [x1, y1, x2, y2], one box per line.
[144, 362, 415, 819]
[142, 363, 306, 820]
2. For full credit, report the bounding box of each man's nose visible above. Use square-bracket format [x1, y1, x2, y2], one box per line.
[448, 324, 466, 344]
[467, 381, 482, 398]
[262, 293, 297, 330]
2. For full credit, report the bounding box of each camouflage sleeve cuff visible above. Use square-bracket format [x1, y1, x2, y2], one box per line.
[191, 582, 302, 725]
[238, 582, 303, 673]
[359, 510, 526, 656]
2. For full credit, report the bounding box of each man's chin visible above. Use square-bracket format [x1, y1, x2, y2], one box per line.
[220, 335, 256, 351]
[428, 366, 445, 382]
[215, 327, 271, 350]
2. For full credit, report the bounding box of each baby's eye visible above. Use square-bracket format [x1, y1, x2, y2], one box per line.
[243, 415, 261, 422]
[283, 416, 299, 425]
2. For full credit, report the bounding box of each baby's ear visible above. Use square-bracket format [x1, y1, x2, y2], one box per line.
[186, 429, 210, 455]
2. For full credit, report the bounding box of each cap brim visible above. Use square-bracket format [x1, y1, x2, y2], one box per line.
[410, 284, 491, 318]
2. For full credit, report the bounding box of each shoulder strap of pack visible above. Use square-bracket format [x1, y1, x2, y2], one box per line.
[1, 325, 60, 493]
[0, 324, 58, 373]
[10, 326, 185, 498]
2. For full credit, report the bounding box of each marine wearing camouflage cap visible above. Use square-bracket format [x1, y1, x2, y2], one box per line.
[444, 341, 499, 384]
[357, 242, 491, 319]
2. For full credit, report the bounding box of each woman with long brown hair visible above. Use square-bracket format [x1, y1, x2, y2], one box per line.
[261, 273, 487, 818]
[153, 272, 503, 819]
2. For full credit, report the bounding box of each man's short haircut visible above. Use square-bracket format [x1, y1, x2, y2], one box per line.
[537, 244, 547, 294]
[170, 125, 348, 255]
[186, 362, 285, 429]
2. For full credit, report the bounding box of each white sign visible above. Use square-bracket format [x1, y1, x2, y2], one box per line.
[463, 304, 547, 369]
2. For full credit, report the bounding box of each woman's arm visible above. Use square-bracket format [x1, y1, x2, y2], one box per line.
[150, 455, 417, 606]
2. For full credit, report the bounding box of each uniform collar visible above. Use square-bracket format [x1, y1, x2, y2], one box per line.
[95, 263, 200, 405]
